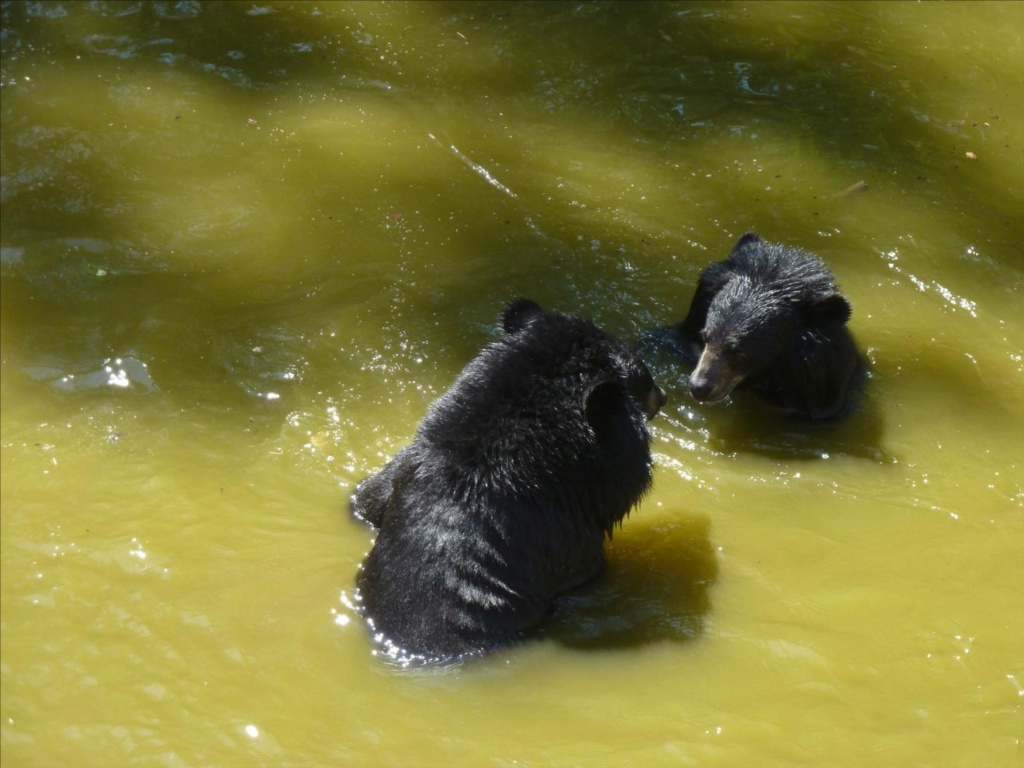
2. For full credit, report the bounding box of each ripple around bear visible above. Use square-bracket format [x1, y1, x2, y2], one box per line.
[672, 233, 862, 420]
[351, 298, 666, 665]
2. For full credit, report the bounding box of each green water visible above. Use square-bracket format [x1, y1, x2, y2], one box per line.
[2, 2, 1022, 766]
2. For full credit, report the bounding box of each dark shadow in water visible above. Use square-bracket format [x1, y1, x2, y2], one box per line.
[697, 390, 891, 464]
[537, 513, 717, 651]
[636, 326, 893, 463]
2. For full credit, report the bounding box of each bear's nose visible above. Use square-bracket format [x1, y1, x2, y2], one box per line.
[690, 379, 713, 402]
[644, 384, 667, 419]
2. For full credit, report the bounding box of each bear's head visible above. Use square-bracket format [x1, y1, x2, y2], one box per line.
[688, 236, 851, 404]
[500, 298, 666, 422]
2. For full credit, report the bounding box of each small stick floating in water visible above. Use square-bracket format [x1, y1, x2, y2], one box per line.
[835, 180, 869, 198]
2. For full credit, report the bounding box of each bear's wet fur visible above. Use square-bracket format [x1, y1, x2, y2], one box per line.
[673, 233, 860, 420]
[352, 298, 666, 664]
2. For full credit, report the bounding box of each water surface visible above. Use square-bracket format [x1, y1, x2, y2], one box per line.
[2, 2, 1022, 766]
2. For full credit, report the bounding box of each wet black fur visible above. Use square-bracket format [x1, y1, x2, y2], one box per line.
[674, 233, 861, 420]
[352, 299, 663, 664]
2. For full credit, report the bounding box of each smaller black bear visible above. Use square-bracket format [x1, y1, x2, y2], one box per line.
[351, 298, 666, 664]
[673, 232, 860, 420]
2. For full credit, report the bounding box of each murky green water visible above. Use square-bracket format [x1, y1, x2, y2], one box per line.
[2, 1, 1022, 766]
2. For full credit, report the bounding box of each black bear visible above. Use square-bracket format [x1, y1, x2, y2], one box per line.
[673, 233, 860, 420]
[351, 298, 666, 664]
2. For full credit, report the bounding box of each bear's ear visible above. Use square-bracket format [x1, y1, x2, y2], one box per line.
[731, 232, 763, 255]
[583, 374, 621, 428]
[805, 292, 852, 326]
[501, 298, 545, 334]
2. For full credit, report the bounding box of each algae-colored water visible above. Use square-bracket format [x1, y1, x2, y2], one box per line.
[2, 2, 1021, 766]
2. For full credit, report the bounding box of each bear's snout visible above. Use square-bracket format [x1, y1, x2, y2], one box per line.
[644, 384, 668, 420]
[690, 346, 743, 403]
